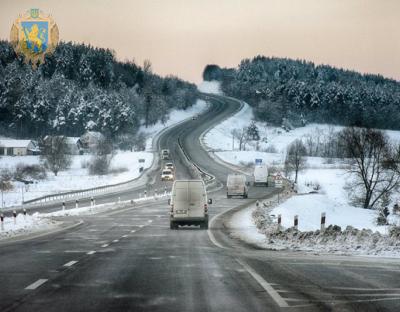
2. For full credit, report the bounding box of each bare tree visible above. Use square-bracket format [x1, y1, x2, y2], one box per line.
[231, 127, 249, 151]
[285, 139, 307, 183]
[340, 127, 400, 209]
[39, 136, 72, 176]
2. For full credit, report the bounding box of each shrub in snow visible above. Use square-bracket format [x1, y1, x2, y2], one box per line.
[0, 169, 14, 191]
[14, 163, 46, 181]
[88, 155, 112, 175]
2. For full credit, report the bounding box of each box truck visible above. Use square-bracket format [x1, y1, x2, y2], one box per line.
[169, 180, 212, 229]
[226, 174, 248, 198]
[253, 165, 269, 186]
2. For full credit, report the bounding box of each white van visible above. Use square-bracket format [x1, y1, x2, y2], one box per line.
[254, 165, 269, 186]
[226, 174, 248, 198]
[169, 180, 212, 229]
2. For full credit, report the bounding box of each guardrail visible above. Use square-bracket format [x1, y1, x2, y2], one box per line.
[177, 137, 216, 186]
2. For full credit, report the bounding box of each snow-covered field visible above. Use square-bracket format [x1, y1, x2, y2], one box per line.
[0, 99, 208, 208]
[204, 94, 400, 256]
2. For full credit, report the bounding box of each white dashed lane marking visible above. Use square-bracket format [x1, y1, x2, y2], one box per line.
[64, 261, 78, 267]
[101, 244, 109, 248]
[122, 235, 128, 238]
[25, 279, 48, 290]
[112, 239, 119, 243]
[87, 251, 96, 255]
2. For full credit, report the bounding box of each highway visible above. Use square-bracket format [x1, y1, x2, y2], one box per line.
[0, 95, 399, 311]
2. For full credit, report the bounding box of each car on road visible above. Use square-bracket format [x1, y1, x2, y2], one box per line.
[169, 180, 212, 229]
[226, 174, 248, 198]
[161, 169, 174, 181]
[161, 149, 170, 160]
[164, 162, 174, 171]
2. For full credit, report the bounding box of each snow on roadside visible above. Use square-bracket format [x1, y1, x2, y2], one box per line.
[228, 201, 400, 258]
[197, 81, 222, 95]
[140, 99, 208, 151]
[0, 212, 59, 240]
[0, 193, 170, 241]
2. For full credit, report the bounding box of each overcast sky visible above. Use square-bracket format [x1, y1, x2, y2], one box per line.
[1, 0, 399, 83]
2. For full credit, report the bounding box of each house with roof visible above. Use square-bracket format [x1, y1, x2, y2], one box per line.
[0, 139, 39, 156]
[80, 131, 105, 153]
[66, 137, 83, 155]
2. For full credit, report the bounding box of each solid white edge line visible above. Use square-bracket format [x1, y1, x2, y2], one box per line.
[25, 279, 48, 290]
[207, 212, 226, 249]
[63, 260, 78, 267]
[236, 259, 290, 308]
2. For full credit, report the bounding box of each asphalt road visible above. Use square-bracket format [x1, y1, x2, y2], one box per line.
[0, 94, 399, 311]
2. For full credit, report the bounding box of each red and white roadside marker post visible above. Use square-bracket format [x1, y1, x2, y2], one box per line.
[62, 202, 65, 213]
[321, 212, 326, 232]
[294, 215, 298, 230]
[75, 199, 79, 209]
[144, 190, 147, 198]
[0, 214, 4, 231]
[91, 197, 94, 207]
[164, 186, 167, 195]
[13, 210, 17, 225]
[23, 208, 27, 220]
[277, 214, 282, 232]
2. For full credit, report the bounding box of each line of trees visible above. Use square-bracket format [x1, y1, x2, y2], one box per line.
[203, 57, 400, 130]
[0, 41, 198, 140]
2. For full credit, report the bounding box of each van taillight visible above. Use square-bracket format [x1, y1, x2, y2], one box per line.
[204, 204, 208, 213]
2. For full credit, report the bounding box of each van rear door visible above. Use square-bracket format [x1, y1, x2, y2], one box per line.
[187, 183, 204, 218]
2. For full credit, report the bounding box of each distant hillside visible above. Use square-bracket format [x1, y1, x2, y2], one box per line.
[203, 57, 400, 129]
[0, 41, 197, 139]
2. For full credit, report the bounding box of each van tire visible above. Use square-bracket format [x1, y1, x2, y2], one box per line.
[200, 221, 208, 230]
[243, 193, 248, 199]
[227, 194, 231, 198]
[170, 221, 176, 230]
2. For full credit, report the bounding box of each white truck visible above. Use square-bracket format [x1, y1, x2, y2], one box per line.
[169, 180, 212, 229]
[253, 164, 269, 186]
[226, 174, 248, 198]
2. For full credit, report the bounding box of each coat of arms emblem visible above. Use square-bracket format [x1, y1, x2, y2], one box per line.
[10, 8, 59, 68]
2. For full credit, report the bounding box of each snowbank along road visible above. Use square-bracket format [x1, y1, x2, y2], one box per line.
[0, 94, 399, 311]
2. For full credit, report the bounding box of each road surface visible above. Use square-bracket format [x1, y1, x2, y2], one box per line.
[0, 94, 399, 311]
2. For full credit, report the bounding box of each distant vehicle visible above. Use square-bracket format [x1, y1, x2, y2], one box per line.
[169, 180, 212, 229]
[164, 162, 174, 171]
[161, 149, 170, 160]
[161, 169, 174, 181]
[226, 174, 248, 198]
[192, 115, 198, 120]
[254, 164, 269, 186]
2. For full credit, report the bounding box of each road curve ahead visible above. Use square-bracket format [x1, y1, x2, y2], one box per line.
[0, 94, 399, 312]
